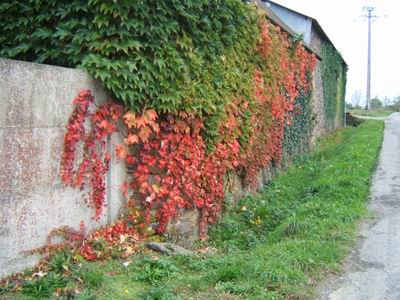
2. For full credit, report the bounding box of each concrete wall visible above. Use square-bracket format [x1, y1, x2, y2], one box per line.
[0, 40, 343, 276]
[0, 58, 125, 277]
[0, 57, 284, 277]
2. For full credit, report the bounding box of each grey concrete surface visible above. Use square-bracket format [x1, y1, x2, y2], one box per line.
[318, 112, 400, 300]
[0, 58, 125, 277]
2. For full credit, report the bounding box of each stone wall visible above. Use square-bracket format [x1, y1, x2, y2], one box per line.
[311, 62, 327, 144]
[166, 165, 278, 248]
[0, 58, 125, 277]
[0, 48, 338, 277]
[309, 25, 346, 136]
[309, 26, 328, 143]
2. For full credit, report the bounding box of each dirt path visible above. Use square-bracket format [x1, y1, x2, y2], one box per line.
[318, 113, 400, 300]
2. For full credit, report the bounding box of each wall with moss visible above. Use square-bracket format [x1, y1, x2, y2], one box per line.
[0, 1, 346, 271]
[320, 43, 347, 130]
[309, 26, 347, 137]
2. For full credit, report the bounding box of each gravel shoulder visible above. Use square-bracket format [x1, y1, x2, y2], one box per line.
[318, 113, 400, 299]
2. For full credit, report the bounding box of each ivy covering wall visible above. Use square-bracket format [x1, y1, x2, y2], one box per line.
[320, 43, 347, 130]
[282, 87, 315, 163]
[0, 0, 261, 146]
[0, 0, 320, 239]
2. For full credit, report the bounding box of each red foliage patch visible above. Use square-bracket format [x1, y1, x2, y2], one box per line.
[242, 19, 316, 185]
[60, 89, 123, 219]
[59, 18, 316, 241]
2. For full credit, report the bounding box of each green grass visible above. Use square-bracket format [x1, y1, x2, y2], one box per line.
[1, 121, 384, 299]
[349, 108, 393, 117]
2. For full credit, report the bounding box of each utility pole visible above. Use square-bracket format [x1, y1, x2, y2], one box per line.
[362, 7, 380, 110]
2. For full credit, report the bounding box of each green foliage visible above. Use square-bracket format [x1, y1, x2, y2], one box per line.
[215, 280, 251, 295]
[282, 88, 315, 162]
[291, 33, 305, 44]
[349, 109, 393, 118]
[7, 121, 384, 299]
[320, 43, 347, 129]
[21, 274, 69, 298]
[389, 98, 400, 112]
[0, 282, 13, 294]
[370, 98, 383, 109]
[140, 286, 180, 300]
[132, 257, 180, 284]
[76, 268, 105, 289]
[75, 290, 96, 300]
[0, 0, 259, 145]
[198, 121, 383, 297]
[48, 250, 73, 273]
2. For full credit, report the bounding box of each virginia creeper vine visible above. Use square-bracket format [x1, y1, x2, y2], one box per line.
[60, 17, 317, 240]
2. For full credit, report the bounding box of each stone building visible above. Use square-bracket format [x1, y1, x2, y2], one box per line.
[259, 0, 348, 136]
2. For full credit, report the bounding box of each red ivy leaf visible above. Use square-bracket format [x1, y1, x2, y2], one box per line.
[135, 116, 148, 128]
[126, 155, 136, 165]
[123, 111, 136, 129]
[138, 126, 152, 142]
[124, 134, 139, 145]
[115, 144, 127, 159]
[145, 109, 158, 122]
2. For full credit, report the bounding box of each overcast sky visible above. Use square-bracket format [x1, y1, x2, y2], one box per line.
[271, 0, 400, 106]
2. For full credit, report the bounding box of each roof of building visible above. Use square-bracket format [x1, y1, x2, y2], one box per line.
[256, 1, 321, 60]
[261, 0, 348, 66]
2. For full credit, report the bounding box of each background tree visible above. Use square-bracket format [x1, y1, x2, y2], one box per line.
[370, 97, 383, 110]
[389, 96, 400, 112]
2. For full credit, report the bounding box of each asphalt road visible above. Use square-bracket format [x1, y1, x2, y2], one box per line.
[319, 113, 400, 300]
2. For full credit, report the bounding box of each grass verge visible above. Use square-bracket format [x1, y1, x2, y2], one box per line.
[1, 120, 384, 299]
[349, 109, 393, 117]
